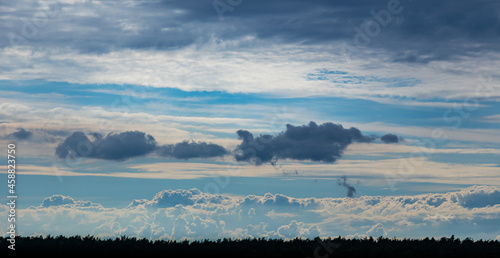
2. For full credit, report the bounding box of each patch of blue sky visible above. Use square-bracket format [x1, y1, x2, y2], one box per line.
[310, 97, 445, 126]
[316, 69, 348, 75]
[0, 80, 91, 96]
[0, 80, 135, 107]
[308, 96, 498, 134]
[0, 80, 266, 109]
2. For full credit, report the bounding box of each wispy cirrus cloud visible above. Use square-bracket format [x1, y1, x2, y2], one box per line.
[1, 0, 499, 103]
[481, 114, 500, 123]
[1, 45, 498, 102]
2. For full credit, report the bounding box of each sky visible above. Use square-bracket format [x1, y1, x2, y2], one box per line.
[0, 0, 500, 241]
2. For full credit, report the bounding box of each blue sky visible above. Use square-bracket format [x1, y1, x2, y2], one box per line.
[0, 0, 500, 241]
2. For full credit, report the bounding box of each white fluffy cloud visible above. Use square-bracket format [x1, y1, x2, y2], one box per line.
[366, 223, 387, 237]
[1, 186, 499, 240]
[277, 220, 320, 239]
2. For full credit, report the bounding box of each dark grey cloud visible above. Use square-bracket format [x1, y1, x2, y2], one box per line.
[337, 176, 357, 198]
[381, 133, 399, 144]
[55, 131, 227, 161]
[234, 121, 378, 165]
[1, 0, 499, 61]
[94, 131, 157, 160]
[4, 128, 33, 140]
[158, 141, 228, 159]
[1, 128, 72, 143]
[55, 131, 157, 161]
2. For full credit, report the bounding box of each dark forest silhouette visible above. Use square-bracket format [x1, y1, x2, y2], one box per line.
[1, 235, 499, 257]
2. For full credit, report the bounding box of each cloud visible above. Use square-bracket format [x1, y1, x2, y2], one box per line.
[337, 176, 357, 198]
[2, 186, 500, 240]
[451, 186, 500, 208]
[241, 193, 317, 208]
[0, 126, 72, 145]
[54, 124, 397, 164]
[265, 210, 297, 220]
[158, 141, 228, 159]
[91, 131, 157, 160]
[55, 131, 227, 161]
[277, 220, 320, 239]
[1, 1, 499, 105]
[381, 133, 399, 144]
[3, 128, 33, 140]
[128, 188, 235, 210]
[2, 0, 500, 62]
[55, 131, 157, 161]
[482, 114, 500, 123]
[0, 0, 498, 155]
[40, 195, 101, 209]
[145, 189, 199, 208]
[41, 195, 75, 207]
[366, 223, 387, 237]
[234, 121, 380, 165]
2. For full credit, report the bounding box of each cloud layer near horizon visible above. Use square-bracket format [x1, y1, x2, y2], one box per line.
[2, 185, 499, 240]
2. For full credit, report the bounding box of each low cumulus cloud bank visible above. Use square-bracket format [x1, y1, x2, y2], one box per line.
[1, 186, 499, 240]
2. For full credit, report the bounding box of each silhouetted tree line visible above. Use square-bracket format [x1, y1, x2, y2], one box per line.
[1, 235, 500, 257]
